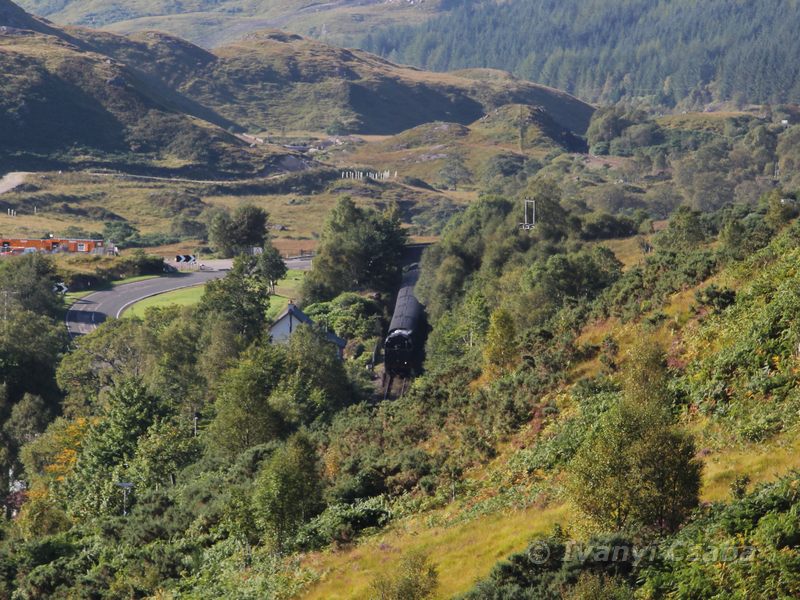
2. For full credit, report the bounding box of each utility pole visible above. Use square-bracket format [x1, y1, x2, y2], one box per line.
[0, 290, 19, 336]
[116, 482, 134, 516]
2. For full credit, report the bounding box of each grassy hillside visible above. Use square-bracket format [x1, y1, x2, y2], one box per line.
[332, 104, 587, 192]
[1, 0, 593, 170]
[6, 99, 800, 599]
[0, 168, 460, 255]
[79, 29, 594, 136]
[299, 214, 800, 599]
[0, 1, 294, 175]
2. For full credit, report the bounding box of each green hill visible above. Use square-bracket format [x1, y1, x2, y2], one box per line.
[71, 28, 593, 136]
[19, 0, 800, 109]
[0, 1, 291, 174]
[0, 0, 594, 164]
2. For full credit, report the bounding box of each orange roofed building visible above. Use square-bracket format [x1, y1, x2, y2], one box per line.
[0, 237, 106, 255]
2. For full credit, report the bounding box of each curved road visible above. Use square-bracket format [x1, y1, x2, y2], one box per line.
[66, 256, 313, 337]
[66, 270, 226, 336]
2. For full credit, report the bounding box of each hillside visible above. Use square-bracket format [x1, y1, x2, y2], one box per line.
[332, 104, 587, 191]
[0, 1, 296, 175]
[0, 0, 593, 164]
[5, 73, 800, 599]
[70, 28, 593, 136]
[361, 0, 800, 108]
[16, 0, 447, 47]
[16, 0, 800, 109]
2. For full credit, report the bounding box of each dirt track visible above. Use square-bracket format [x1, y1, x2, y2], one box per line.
[0, 172, 29, 194]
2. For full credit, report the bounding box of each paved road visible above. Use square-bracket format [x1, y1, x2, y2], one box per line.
[66, 270, 227, 336]
[65, 256, 312, 336]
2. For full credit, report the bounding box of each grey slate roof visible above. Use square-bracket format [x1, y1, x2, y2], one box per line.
[271, 303, 347, 349]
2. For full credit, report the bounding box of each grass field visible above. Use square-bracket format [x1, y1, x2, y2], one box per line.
[0, 169, 455, 256]
[302, 503, 571, 600]
[123, 284, 206, 318]
[299, 422, 800, 600]
[122, 269, 305, 318]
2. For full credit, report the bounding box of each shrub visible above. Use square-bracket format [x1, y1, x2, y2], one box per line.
[369, 550, 438, 600]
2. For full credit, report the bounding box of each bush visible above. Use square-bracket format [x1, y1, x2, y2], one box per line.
[369, 550, 438, 600]
[297, 497, 392, 549]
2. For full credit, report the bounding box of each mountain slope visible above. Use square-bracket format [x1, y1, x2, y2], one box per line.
[361, 0, 800, 107]
[201, 33, 593, 135]
[0, 0, 295, 174]
[66, 28, 593, 136]
[16, 0, 445, 47]
[1, 0, 594, 148]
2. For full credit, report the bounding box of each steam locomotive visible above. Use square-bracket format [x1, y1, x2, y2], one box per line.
[384, 264, 426, 378]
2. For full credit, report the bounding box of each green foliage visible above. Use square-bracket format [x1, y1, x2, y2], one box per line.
[682, 223, 800, 437]
[483, 308, 517, 378]
[415, 197, 518, 320]
[569, 344, 701, 534]
[302, 197, 407, 302]
[0, 254, 68, 515]
[509, 379, 619, 475]
[207, 345, 286, 458]
[253, 432, 324, 552]
[199, 254, 272, 340]
[298, 496, 392, 549]
[597, 247, 718, 322]
[279, 324, 356, 420]
[438, 153, 472, 190]
[569, 397, 701, 534]
[639, 473, 800, 599]
[694, 284, 736, 313]
[127, 418, 201, 490]
[462, 531, 637, 600]
[208, 205, 269, 258]
[370, 550, 438, 600]
[587, 107, 647, 147]
[3, 394, 51, 451]
[170, 214, 208, 241]
[527, 247, 623, 305]
[256, 242, 288, 294]
[65, 378, 167, 518]
[0, 253, 62, 318]
[208, 323, 356, 459]
[305, 292, 383, 340]
[564, 573, 635, 600]
[579, 213, 637, 241]
[655, 206, 707, 250]
[764, 188, 799, 230]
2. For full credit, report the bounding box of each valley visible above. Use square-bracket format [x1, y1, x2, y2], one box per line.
[2, 1, 800, 598]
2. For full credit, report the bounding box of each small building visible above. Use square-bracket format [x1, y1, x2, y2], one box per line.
[269, 303, 346, 358]
[0, 237, 106, 254]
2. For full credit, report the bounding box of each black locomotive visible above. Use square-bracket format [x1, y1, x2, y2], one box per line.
[384, 264, 426, 378]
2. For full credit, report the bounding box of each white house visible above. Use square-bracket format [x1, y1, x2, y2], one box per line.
[268, 303, 346, 358]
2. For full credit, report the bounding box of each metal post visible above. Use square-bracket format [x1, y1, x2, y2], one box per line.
[116, 482, 134, 516]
